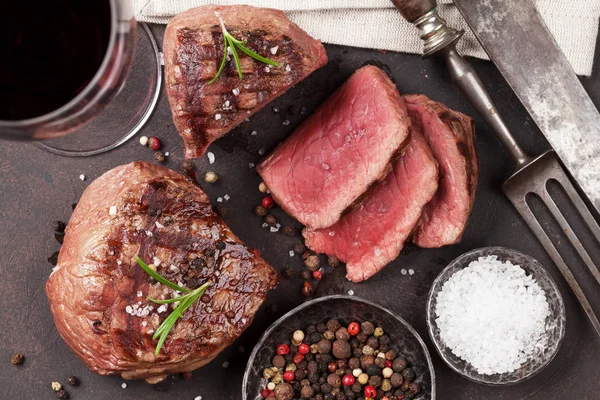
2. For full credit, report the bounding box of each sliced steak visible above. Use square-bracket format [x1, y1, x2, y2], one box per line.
[164, 5, 328, 159]
[404, 94, 478, 248]
[258, 65, 411, 230]
[303, 128, 439, 282]
[46, 162, 278, 382]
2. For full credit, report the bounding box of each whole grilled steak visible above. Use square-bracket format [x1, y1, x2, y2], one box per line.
[258, 65, 411, 230]
[404, 94, 478, 248]
[46, 162, 278, 382]
[164, 5, 328, 159]
[303, 128, 439, 282]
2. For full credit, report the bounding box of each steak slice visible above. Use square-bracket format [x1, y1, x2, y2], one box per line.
[404, 94, 478, 248]
[46, 162, 278, 382]
[303, 128, 439, 282]
[164, 5, 328, 159]
[258, 65, 411, 230]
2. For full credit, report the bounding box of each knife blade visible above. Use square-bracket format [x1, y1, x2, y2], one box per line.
[453, 0, 600, 213]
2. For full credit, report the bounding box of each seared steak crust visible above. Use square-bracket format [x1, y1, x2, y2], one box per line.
[46, 162, 278, 382]
[404, 94, 478, 248]
[164, 5, 328, 158]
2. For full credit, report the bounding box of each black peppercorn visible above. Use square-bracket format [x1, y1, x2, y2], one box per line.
[366, 364, 382, 376]
[191, 257, 207, 269]
[309, 372, 320, 383]
[327, 319, 341, 332]
[294, 243, 307, 254]
[317, 339, 332, 354]
[295, 368, 306, 380]
[327, 255, 340, 268]
[282, 267, 294, 279]
[390, 372, 403, 387]
[385, 350, 397, 360]
[321, 383, 333, 394]
[335, 327, 351, 341]
[402, 368, 415, 382]
[366, 336, 378, 349]
[10, 352, 24, 365]
[273, 355, 286, 369]
[274, 382, 294, 400]
[215, 241, 226, 250]
[368, 375, 382, 387]
[379, 335, 390, 345]
[401, 381, 410, 392]
[360, 321, 375, 335]
[308, 361, 318, 373]
[332, 340, 351, 359]
[336, 391, 347, 400]
[283, 226, 296, 236]
[320, 354, 332, 364]
[352, 348, 363, 358]
[392, 358, 408, 372]
[56, 389, 69, 399]
[350, 338, 360, 349]
[319, 376, 326, 384]
[301, 385, 315, 397]
[310, 332, 323, 344]
[375, 357, 386, 368]
[318, 362, 328, 374]
[379, 343, 389, 352]
[360, 355, 375, 369]
[327, 374, 342, 388]
[356, 332, 368, 343]
[301, 270, 311, 280]
[66, 376, 79, 386]
[409, 382, 421, 394]
[315, 395, 324, 400]
[255, 205, 267, 216]
[154, 151, 166, 163]
[348, 357, 360, 369]
[214, 204, 228, 216]
[264, 215, 277, 226]
[351, 382, 362, 393]
[292, 381, 302, 392]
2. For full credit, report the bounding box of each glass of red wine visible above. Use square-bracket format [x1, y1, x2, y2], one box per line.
[0, 0, 141, 151]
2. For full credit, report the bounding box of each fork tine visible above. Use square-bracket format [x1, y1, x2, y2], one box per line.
[552, 174, 600, 245]
[540, 188, 600, 286]
[509, 194, 600, 336]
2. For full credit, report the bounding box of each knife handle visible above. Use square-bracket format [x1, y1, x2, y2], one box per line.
[439, 46, 531, 167]
[390, 0, 437, 22]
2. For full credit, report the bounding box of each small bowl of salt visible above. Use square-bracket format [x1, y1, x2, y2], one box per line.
[426, 246, 565, 385]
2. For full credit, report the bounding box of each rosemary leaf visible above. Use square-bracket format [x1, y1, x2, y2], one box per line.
[228, 37, 243, 79]
[207, 38, 229, 85]
[236, 44, 279, 67]
[136, 257, 190, 293]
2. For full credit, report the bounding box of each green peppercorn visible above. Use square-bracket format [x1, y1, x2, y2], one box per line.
[373, 327, 384, 337]
[381, 379, 392, 392]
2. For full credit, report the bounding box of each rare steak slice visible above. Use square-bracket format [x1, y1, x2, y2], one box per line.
[258, 65, 411, 230]
[46, 162, 278, 382]
[404, 94, 478, 248]
[164, 5, 328, 159]
[303, 128, 439, 282]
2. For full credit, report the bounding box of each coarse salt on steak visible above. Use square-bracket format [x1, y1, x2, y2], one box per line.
[303, 128, 439, 282]
[46, 162, 278, 382]
[164, 5, 327, 159]
[258, 65, 411, 230]
[404, 94, 478, 248]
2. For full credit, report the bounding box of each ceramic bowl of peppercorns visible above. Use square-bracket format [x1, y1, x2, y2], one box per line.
[242, 295, 435, 400]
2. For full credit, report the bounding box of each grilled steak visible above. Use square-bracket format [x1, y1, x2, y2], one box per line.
[303, 128, 439, 282]
[46, 162, 278, 382]
[164, 5, 328, 159]
[404, 94, 478, 248]
[258, 65, 411, 230]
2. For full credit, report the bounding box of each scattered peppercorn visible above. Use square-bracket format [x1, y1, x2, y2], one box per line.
[204, 171, 219, 183]
[328, 255, 340, 268]
[181, 372, 192, 380]
[214, 204, 228, 216]
[282, 226, 296, 236]
[259, 182, 268, 193]
[262, 196, 275, 209]
[215, 241, 226, 250]
[294, 243, 307, 254]
[56, 389, 69, 399]
[401, 368, 415, 382]
[312, 269, 323, 280]
[305, 255, 320, 271]
[301, 270, 311, 280]
[10, 352, 24, 365]
[282, 267, 294, 279]
[148, 136, 161, 150]
[154, 151, 166, 163]
[264, 215, 277, 226]
[302, 281, 313, 297]
[66, 376, 79, 386]
[255, 205, 267, 216]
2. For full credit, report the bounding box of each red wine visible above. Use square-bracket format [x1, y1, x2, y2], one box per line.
[0, 0, 111, 120]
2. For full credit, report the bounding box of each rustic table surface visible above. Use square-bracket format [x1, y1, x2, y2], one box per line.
[1, 24, 599, 400]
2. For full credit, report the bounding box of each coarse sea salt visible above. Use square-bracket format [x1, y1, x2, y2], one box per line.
[435, 255, 550, 375]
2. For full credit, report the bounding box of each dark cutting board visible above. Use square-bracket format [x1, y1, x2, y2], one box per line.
[1, 24, 599, 399]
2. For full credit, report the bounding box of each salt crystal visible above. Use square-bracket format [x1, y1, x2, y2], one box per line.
[79, 174, 86, 181]
[435, 255, 550, 375]
[262, 223, 268, 228]
[249, 163, 255, 169]
[264, 66, 270, 73]
[329, 231, 335, 236]
[289, 250, 295, 257]
[251, 130, 258, 136]
[141, 321, 147, 327]
[347, 290, 354, 296]
[282, 120, 290, 126]
[408, 269, 415, 276]
[165, 152, 170, 157]
[232, 88, 240, 96]
[121, 383, 127, 389]
[400, 269, 407, 275]
[125, 305, 133, 314]
[155, 221, 164, 229]
[285, 64, 292, 72]
[215, 113, 222, 120]
[270, 46, 279, 55]
[195, 397, 203, 400]
[224, 194, 230, 201]
[137, 291, 143, 297]
[145, 231, 153, 237]
[258, 148, 265, 156]
[217, 197, 223, 203]
[153, 256, 161, 266]
[109, 206, 117, 216]
[207, 152, 215, 164]
[169, 264, 179, 273]
[270, 227, 279, 233]
[222, 361, 229, 368]
[157, 305, 168, 314]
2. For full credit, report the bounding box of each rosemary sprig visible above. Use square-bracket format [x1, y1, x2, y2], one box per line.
[136, 257, 211, 356]
[208, 15, 279, 84]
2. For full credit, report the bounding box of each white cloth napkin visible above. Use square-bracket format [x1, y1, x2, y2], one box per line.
[133, 0, 600, 76]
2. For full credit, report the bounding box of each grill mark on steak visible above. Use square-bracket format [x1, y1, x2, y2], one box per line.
[164, 5, 328, 158]
[46, 162, 278, 381]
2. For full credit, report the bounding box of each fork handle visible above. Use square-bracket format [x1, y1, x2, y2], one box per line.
[439, 45, 532, 168]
